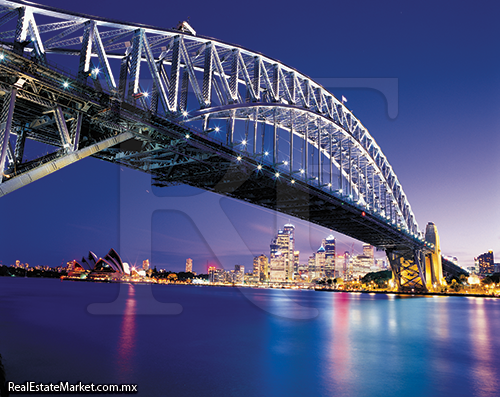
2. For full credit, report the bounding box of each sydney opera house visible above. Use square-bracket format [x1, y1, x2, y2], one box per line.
[66, 249, 131, 281]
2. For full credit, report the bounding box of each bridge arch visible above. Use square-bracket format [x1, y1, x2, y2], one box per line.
[0, 0, 435, 291]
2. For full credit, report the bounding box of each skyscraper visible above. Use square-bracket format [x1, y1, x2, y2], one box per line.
[343, 251, 351, 280]
[234, 265, 245, 284]
[293, 251, 300, 273]
[208, 266, 216, 283]
[323, 235, 336, 278]
[283, 224, 295, 253]
[253, 254, 269, 282]
[270, 224, 295, 281]
[185, 258, 193, 273]
[477, 251, 494, 275]
[363, 244, 374, 262]
[269, 255, 286, 282]
[307, 245, 327, 280]
[253, 256, 260, 279]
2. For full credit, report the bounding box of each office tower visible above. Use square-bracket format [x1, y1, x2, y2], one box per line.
[234, 265, 245, 284]
[185, 258, 193, 273]
[253, 256, 260, 279]
[362, 244, 374, 265]
[316, 245, 326, 276]
[208, 266, 216, 283]
[215, 268, 226, 283]
[323, 235, 336, 278]
[375, 258, 386, 269]
[142, 259, 150, 271]
[283, 223, 295, 254]
[343, 251, 351, 280]
[269, 255, 286, 282]
[253, 254, 269, 282]
[294, 251, 300, 273]
[270, 224, 295, 281]
[351, 254, 372, 278]
[307, 245, 327, 280]
[477, 251, 494, 275]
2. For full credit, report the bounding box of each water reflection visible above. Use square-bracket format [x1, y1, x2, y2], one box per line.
[327, 293, 351, 396]
[116, 284, 136, 382]
[470, 299, 497, 397]
[433, 298, 449, 343]
[427, 297, 452, 392]
[261, 289, 319, 320]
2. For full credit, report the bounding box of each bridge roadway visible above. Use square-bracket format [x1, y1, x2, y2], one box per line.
[0, 0, 438, 291]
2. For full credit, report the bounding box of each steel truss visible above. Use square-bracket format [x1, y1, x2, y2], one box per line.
[0, 0, 432, 290]
[387, 249, 427, 292]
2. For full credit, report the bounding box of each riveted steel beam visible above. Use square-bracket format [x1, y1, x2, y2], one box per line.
[0, 88, 16, 179]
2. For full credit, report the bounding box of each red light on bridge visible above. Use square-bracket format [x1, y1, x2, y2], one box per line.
[361, 211, 366, 217]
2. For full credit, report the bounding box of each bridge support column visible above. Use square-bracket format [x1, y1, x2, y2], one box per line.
[386, 248, 427, 292]
[0, 88, 17, 181]
[424, 222, 445, 290]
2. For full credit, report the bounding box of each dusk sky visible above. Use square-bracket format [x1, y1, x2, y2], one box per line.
[0, 0, 498, 272]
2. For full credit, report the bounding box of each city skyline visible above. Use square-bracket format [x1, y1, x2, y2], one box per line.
[0, 0, 498, 271]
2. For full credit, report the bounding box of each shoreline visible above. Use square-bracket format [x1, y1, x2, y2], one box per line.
[3, 275, 497, 299]
[314, 287, 499, 299]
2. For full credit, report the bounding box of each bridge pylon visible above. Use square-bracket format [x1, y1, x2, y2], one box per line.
[386, 222, 446, 293]
[386, 248, 427, 292]
[424, 222, 445, 290]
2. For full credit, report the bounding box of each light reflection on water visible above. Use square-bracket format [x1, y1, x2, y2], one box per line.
[328, 293, 351, 397]
[470, 299, 498, 397]
[116, 284, 136, 383]
[1, 279, 500, 397]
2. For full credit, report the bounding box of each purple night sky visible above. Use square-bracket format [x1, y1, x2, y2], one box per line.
[0, 0, 498, 272]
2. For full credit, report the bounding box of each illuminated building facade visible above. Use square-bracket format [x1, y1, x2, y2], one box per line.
[343, 251, 352, 280]
[185, 258, 192, 273]
[477, 251, 494, 276]
[270, 224, 295, 281]
[269, 255, 286, 282]
[293, 251, 300, 273]
[234, 265, 245, 284]
[363, 244, 374, 264]
[351, 255, 373, 279]
[253, 254, 269, 282]
[208, 266, 216, 283]
[308, 245, 326, 280]
[323, 235, 336, 278]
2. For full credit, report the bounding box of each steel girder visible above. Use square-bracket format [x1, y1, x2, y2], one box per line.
[386, 249, 427, 292]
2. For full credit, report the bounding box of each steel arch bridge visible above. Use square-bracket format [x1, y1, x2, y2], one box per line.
[0, 0, 442, 292]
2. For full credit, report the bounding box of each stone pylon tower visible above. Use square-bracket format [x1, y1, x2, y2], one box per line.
[424, 222, 445, 289]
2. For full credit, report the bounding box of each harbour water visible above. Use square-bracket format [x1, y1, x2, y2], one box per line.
[1, 277, 499, 396]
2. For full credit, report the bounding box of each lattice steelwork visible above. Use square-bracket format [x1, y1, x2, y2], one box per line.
[0, 0, 434, 291]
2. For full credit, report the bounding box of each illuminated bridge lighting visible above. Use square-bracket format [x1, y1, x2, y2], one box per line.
[0, 1, 432, 293]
